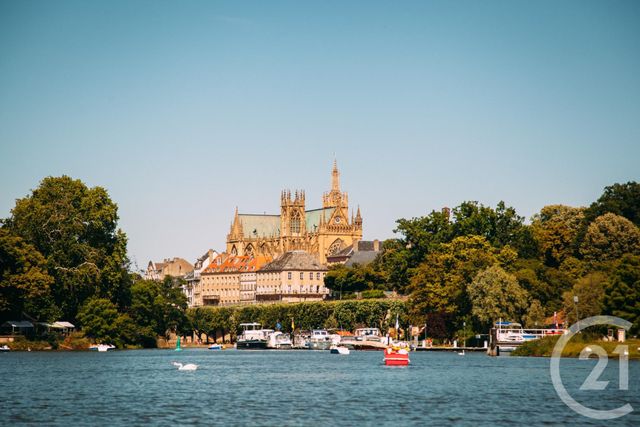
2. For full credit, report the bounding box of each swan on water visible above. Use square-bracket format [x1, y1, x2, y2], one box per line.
[172, 362, 198, 371]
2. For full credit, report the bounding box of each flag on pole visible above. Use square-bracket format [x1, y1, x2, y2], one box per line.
[291, 318, 295, 331]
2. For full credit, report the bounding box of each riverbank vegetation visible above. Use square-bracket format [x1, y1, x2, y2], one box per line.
[1, 176, 639, 348]
[513, 334, 640, 359]
[187, 299, 407, 343]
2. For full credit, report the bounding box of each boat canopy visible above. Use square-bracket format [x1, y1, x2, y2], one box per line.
[494, 321, 522, 327]
[355, 328, 381, 336]
[239, 322, 262, 330]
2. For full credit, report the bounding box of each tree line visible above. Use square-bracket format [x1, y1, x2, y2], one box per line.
[0, 176, 188, 347]
[2, 176, 639, 345]
[324, 182, 640, 337]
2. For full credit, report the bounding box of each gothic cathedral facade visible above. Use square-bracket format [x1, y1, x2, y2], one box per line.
[226, 161, 363, 264]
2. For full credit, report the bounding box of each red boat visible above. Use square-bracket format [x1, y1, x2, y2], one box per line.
[383, 345, 410, 366]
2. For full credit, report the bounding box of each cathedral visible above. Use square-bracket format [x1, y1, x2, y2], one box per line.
[226, 161, 363, 264]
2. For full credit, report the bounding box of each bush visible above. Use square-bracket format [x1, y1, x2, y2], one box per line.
[362, 289, 385, 299]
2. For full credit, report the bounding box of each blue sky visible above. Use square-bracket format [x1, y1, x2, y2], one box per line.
[1, 1, 639, 270]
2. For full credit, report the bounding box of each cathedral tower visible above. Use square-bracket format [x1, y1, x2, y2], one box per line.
[227, 161, 363, 264]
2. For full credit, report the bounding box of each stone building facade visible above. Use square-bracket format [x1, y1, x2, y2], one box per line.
[226, 161, 363, 264]
[145, 257, 193, 281]
[185, 249, 218, 307]
[255, 251, 329, 303]
[197, 254, 270, 306]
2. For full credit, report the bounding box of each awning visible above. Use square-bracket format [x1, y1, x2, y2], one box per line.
[52, 321, 75, 329]
[2, 321, 34, 328]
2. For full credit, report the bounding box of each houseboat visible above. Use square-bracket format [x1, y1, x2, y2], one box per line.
[267, 331, 292, 349]
[236, 323, 271, 350]
[355, 328, 382, 342]
[492, 321, 565, 353]
[307, 329, 332, 350]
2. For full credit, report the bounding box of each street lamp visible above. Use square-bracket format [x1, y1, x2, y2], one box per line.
[573, 295, 580, 324]
[463, 321, 466, 348]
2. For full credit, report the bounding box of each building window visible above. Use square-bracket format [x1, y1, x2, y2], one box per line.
[300, 272, 304, 280]
[316, 272, 320, 280]
[309, 272, 313, 280]
[290, 210, 301, 234]
[288, 272, 292, 280]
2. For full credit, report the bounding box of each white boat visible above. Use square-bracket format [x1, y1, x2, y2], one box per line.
[494, 321, 565, 352]
[355, 327, 382, 342]
[89, 344, 115, 352]
[208, 344, 223, 351]
[267, 331, 292, 349]
[330, 344, 350, 355]
[307, 329, 332, 350]
[237, 323, 272, 350]
[0, 344, 10, 352]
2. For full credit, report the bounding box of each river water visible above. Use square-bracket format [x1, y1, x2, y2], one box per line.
[2, 349, 639, 426]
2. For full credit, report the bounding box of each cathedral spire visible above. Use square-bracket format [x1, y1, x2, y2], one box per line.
[331, 159, 340, 192]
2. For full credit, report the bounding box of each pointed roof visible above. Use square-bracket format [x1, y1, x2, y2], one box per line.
[331, 159, 340, 192]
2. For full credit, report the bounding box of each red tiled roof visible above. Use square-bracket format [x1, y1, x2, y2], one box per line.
[202, 254, 271, 274]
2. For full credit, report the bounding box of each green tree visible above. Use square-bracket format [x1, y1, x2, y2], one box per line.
[77, 297, 120, 343]
[585, 181, 640, 226]
[394, 208, 452, 266]
[562, 272, 606, 324]
[408, 236, 505, 330]
[2, 176, 131, 319]
[531, 205, 585, 267]
[580, 213, 640, 262]
[523, 299, 546, 328]
[372, 239, 412, 293]
[187, 307, 215, 343]
[324, 264, 385, 297]
[514, 258, 571, 312]
[451, 201, 528, 250]
[0, 229, 58, 321]
[604, 255, 640, 334]
[129, 276, 188, 339]
[468, 265, 529, 327]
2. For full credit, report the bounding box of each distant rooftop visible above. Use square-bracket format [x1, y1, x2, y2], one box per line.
[260, 251, 327, 272]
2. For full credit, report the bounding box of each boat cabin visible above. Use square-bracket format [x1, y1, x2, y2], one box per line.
[354, 328, 381, 341]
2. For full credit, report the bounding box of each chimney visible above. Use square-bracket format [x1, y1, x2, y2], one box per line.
[373, 239, 380, 251]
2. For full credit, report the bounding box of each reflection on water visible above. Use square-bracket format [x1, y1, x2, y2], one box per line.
[1, 350, 638, 426]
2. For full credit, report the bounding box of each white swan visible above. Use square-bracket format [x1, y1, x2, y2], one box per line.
[172, 362, 198, 371]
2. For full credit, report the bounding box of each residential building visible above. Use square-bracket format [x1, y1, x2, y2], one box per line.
[326, 239, 382, 266]
[256, 251, 329, 303]
[145, 257, 193, 281]
[198, 254, 270, 306]
[185, 249, 218, 307]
